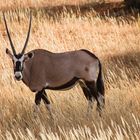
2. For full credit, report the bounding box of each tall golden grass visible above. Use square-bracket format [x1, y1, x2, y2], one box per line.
[0, 4, 140, 140]
[0, 0, 123, 10]
[0, 0, 97, 10]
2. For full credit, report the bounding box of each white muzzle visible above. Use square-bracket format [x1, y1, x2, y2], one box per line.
[14, 71, 23, 81]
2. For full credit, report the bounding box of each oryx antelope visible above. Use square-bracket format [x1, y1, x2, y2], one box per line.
[3, 12, 105, 117]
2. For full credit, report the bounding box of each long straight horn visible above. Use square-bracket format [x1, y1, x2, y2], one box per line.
[21, 11, 32, 54]
[3, 12, 16, 55]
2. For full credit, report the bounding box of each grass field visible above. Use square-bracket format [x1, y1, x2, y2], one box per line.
[0, 0, 123, 10]
[0, 0, 140, 139]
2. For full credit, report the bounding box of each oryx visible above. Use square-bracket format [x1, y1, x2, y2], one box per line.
[3, 12, 105, 117]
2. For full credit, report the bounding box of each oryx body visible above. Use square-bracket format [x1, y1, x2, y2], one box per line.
[23, 49, 99, 91]
[3, 12, 105, 117]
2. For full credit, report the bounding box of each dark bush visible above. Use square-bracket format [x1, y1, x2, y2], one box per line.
[124, 0, 140, 8]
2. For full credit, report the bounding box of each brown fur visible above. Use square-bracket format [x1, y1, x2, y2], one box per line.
[23, 49, 99, 92]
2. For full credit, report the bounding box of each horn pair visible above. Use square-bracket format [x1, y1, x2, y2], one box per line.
[3, 11, 32, 55]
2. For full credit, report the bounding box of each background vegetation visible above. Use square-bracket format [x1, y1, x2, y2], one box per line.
[125, 0, 140, 8]
[0, 0, 139, 139]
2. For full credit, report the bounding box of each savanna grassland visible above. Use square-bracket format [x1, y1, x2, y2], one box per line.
[0, 0, 140, 139]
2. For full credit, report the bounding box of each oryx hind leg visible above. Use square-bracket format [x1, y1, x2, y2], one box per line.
[85, 81, 103, 117]
[79, 80, 95, 117]
[96, 92, 105, 116]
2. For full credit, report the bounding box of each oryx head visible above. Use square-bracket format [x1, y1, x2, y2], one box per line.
[3, 12, 33, 81]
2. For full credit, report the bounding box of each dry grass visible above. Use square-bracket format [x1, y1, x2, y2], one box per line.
[0, 0, 101, 10]
[0, 0, 123, 10]
[0, 2, 140, 140]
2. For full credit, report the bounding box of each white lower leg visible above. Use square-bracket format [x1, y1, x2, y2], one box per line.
[45, 104, 54, 119]
[87, 98, 95, 117]
[97, 93, 105, 117]
[33, 104, 40, 118]
[97, 93, 105, 108]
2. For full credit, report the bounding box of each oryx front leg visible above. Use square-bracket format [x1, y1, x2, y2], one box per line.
[42, 90, 54, 119]
[87, 97, 95, 117]
[33, 90, 42, 118]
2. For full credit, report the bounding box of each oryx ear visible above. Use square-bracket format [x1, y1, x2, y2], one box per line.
[6, 48, 13, 59]
[24, 52, 34, 61]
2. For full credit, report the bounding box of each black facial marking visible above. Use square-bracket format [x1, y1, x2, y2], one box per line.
[15, 53, 22, 59]
[14, 53, 24, 72]
[15, 61, 22, 71]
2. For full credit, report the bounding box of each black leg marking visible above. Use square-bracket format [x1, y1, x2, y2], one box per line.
[85, 82, 98, 101]
[35, 89, 50, 105]
[35, 90, 43, 105]
[79, 80, 92, 101]
[85, 81, 103, 117]
[34, 89, 53, 119]
[79, 80, 95, 117]
[41, 90, 50, 105]
[82, 87, 92, 100]
[33, 90, 44, 118]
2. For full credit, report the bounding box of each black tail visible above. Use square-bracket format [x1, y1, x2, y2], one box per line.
[97, 61, 105, 97]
